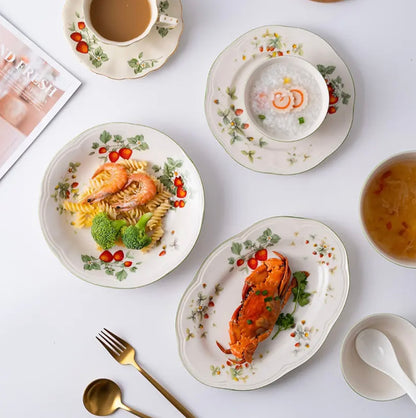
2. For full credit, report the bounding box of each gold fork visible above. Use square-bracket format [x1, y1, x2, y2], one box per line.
[97, 328, 195, 418]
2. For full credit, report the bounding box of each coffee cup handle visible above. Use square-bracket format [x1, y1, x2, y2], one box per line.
[157, 14, 178, 28]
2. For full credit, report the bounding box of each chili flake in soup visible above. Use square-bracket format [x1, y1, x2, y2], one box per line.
[362, 159, 416, 261]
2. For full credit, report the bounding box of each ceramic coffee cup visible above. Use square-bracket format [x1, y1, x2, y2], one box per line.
[82, 0, 178, 47]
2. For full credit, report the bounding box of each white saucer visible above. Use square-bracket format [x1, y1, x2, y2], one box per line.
[341, 313, 416, 401]
[62, 0, 183, 79]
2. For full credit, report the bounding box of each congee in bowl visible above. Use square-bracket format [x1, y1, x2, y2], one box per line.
[245, 56, 329, 142]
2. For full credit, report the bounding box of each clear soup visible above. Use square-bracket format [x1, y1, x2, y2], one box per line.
[362, 158, 416, 261]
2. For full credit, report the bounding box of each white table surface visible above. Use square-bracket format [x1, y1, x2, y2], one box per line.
[1, 0, 416, 416]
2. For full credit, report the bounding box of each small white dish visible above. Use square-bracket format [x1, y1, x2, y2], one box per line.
[39, 122, 204, 289]
[205, 25, 355, 175]
[176, 216, 349, 390]
[244, 56, 329, 142]
[62, 0, 183, 79]
[341, 313, 416, 401]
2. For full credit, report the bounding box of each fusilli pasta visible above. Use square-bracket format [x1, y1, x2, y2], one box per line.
[63, 159, 171, 251]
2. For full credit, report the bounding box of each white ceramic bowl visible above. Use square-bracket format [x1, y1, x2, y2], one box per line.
[341, 313, 416, 401]
[360, 151, 416, 269]
[244, 55, 329, 142]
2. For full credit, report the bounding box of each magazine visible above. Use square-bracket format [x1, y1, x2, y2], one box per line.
[0, 14, 80, 179]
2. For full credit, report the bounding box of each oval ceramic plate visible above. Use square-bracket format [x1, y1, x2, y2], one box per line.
[341, 313, 416, 401]
[62, 0, 183, 79]
[176, 216, 349, 390]
[40, 123, 204, 288]
[205, 25, 355, 175]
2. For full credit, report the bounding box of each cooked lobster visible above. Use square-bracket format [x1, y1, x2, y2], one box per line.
[217, 251, 296, 364]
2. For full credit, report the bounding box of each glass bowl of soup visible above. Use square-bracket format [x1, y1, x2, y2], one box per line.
[360, 151, 416, 268]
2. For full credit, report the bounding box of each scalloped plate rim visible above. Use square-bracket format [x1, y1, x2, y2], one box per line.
[61, 0, 184, 80]
[39, 122, 205, 289]
[204, 24, 356, 175]
[175, 215, 350, 390]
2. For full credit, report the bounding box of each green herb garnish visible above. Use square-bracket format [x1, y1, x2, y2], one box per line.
[264, 296, 273, 302]
[271, 271, 311, 340]
[258, 114, 266, 120]
[275, 312, 295, 330]
[292, 271, 311, 307]
[262, 290, 268, 296]
[247, 319, 253, 325]
[255, 290, 261, 295]
[298, 117, 305, 125]
[266, 306, 272, 312]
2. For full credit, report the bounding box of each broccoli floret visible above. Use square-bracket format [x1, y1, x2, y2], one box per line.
[121, 212, 153, 250]
[91, 212, 126, 250]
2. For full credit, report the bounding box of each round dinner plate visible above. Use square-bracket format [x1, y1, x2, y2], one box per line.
[39, 123, 204, 289]
[205, 25, 355, 175]
[176, 216, 349, 390]
[341, 313, 416, 401]
[62, 0, 183, 79]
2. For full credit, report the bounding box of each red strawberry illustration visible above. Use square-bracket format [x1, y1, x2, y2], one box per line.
[113, 250, 124, 261]
[78, 22, 86, 29]
[176, 187, 187, 198]
[247, 258, 258, 270]
[329, 94, 339, 105]
[99, 250, 113, 263]
[179, 200, 185, 208]
[236, 259, 244, 267]
[255, 249, 268, 261]
[277, 51, 283, 56]
[327, 83, 334, 94]
[328, 106, 337, 114]
[124, 261, 132, 267]
[235, 109, 243, 116]
[71, 182, 79, 188]
[174, 177, 183, 187]
[119, 148, 132, 160]
[76, 41, 89, 54]
[159, 250, 166, 256]
[70, 32, 82, 42]
[259, 46, 264, 52]
[98, 147, 107, 154]
[109, 151, 119, 162]
[174, 200, 180, 208]
[242, 123, 249, 129]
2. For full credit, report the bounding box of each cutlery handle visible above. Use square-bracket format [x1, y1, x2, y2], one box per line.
[120, 404, 152, 418]
[132, 361, 195, 418]
[394, 368, 416, 405]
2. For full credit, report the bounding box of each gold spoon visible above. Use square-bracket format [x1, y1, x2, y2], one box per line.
[83, 378, 152, 418]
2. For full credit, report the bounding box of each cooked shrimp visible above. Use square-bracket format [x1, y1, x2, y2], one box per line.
[85, 162, 128, 203]
[290, 87, 308, 111]
[272, 89, 294, 113]
[113, 172, 157, 211]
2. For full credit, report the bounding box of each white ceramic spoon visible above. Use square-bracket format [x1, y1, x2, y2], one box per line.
[355, 328, 416, 405]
